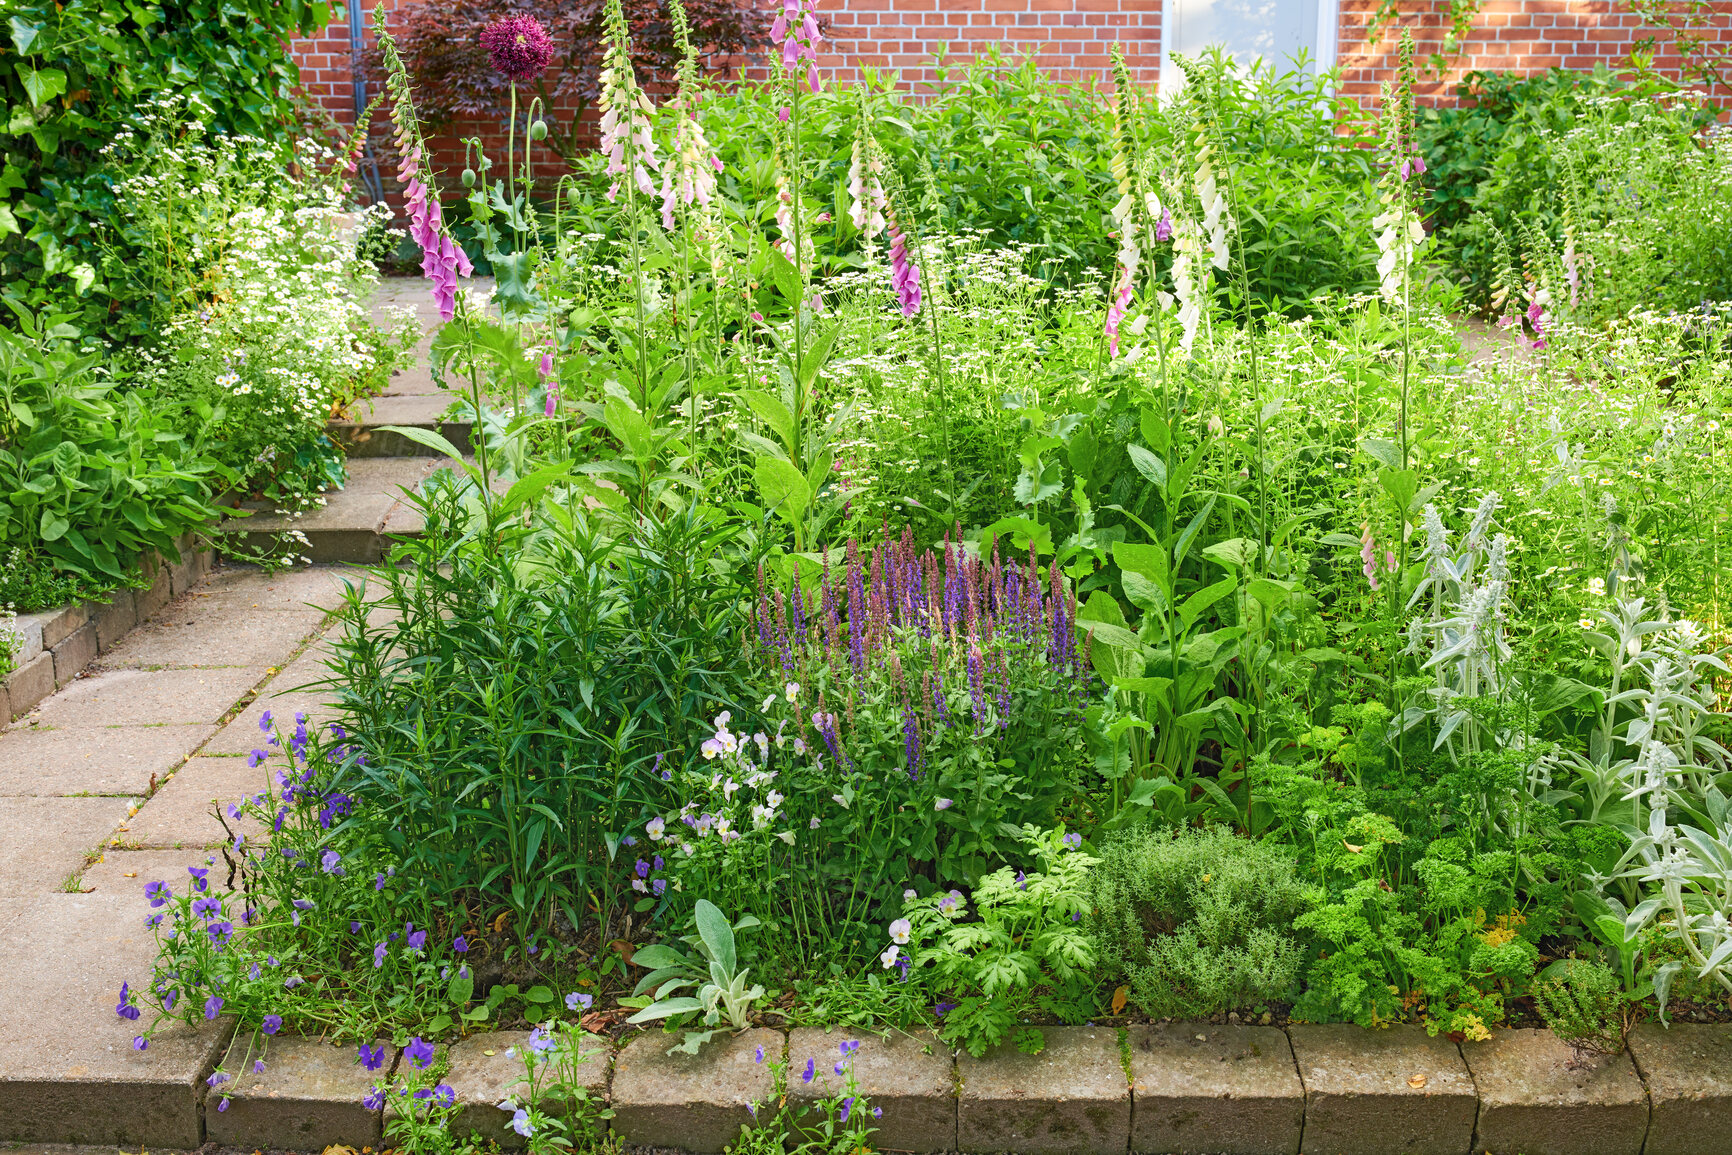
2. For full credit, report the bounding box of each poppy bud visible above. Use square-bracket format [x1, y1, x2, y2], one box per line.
[461, 168, 476, 188]
[529, 119, 548, 141]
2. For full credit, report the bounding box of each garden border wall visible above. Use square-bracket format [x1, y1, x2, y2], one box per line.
[9, 1018, 1729, 1154]
[3, 532, 215, 723]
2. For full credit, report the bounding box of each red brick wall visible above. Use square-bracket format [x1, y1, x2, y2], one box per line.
[290, 0, 1732, 204]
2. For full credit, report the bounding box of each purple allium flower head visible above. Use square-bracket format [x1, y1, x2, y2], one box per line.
[406, 1036, 436, 1070]
[261, 1014, 283, 1036]
[145, 881, 171, 907]
[480, 15, 554, 81]
[359, 1044, 386, 1071]
[204, 995, 224, 1020]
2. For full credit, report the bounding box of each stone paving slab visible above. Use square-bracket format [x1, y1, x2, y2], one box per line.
[6, 651, 56, 720]
[204, 1035, 387, 1151]
[28, 668, 267, 728]
[78, 849, 234, 897]
[0, 892, 236, 1148]
[958, 1026, 1130, 1155]
[437, 1029, 610, 1149]
[96, 597, 327, 670]
[1626, 1023, 1732, 1155]
[1461, 1028, 1648, 1155]
[0, 796, 133, 891]
[787, 1027, 956, 1153]
[611, 1027, 780, 1153]
[220, 459, 438, 564]
[0, 724, 212, 797]
[1290, 1024, 1477, 1155]
[1126, 1023, 1302, 1155]
[121, 757, 270, 850]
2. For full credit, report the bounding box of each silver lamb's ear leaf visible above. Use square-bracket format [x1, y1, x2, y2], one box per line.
[1653, 960, 1683, 1025]
[694, 899, 736, 976]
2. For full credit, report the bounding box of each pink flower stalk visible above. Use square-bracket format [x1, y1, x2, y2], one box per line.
[1360, 526, 1381, 592]
[1526, 299, 1548, 350]
[480, 16, 555, 81]
[597, 57, 661, 202]
[1104, 270, 1133, 358]
[539, 346, 559, 416]
[770, 0, 823, 92]
[847, 140, 886, 240]
[887, 215, 921, 319]
[398, 149, 471, 322]
[1399, 154, 1427, 182]
[1155, 207, 1173, 243]
[659, 93, 719, 230]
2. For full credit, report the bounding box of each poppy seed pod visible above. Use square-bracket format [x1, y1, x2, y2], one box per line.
[529, 119, 548, 141]
[460, 168, 476, 188]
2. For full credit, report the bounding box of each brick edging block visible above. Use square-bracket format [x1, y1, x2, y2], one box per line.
[4, 535, 213, 721]
[1290, 1024, 1477, 1155]
[958, 1025, 1129, 1155]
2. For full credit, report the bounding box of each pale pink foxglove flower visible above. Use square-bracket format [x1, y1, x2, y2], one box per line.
[888, 214, 921, 319]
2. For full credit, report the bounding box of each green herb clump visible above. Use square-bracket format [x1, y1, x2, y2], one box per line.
[1091, 826, 1305, 1019]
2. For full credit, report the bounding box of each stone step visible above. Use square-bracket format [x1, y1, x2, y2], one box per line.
[329, 389, 472, 459]
[217, 457, 443, 565]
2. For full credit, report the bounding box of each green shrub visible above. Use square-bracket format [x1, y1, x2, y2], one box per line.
[0, 300, 223, 585]
[1090, 825, 1305, 1018]
[0, 0, 333, 332]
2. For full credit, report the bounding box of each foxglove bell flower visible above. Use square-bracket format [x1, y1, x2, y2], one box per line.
[769, 0, 824, 92]
[597, 25, 661, 203]
[659, 91, 719, 230]
[887, 214, 921, 318]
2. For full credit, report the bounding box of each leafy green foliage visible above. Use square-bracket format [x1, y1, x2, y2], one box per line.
[0, 0, 332, 329]
[1090, 826, 1304, 1019]
[0, 300, 223, 583]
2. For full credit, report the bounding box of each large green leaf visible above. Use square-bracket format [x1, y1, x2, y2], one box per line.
[754, 456, 811, 525]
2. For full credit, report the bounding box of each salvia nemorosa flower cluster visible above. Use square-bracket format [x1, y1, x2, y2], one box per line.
[752, 527, 1091, 776]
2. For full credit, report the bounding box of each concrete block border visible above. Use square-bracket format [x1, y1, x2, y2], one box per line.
[11, 1020, 1732, 1153]
[4, 532, 214, 722]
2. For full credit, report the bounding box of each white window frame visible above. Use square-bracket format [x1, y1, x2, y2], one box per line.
[1159, 0, 1342, 94]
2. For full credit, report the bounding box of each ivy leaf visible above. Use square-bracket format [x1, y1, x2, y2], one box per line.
[16, 65, 66, 109]
[8, 17, 40, 56]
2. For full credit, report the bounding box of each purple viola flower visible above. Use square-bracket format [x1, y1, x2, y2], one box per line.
[452, 935, 468, 953]
[801, 1057, 815, 1084]
[840, 1040, 860, 1055]
[261, 1014, 283, 1036]
[259, 710, 273, 732]
[204, 995, 224, 1020]
[363, 1084, 387, 1111]
[935, 1001, 957, 1018]
[566, 991, 593, 1011]
[115, 982, 140, 1021]
[207, 1070, 229, 1088]
[292, 899, 315, 912]
[207, 921, 235, 947]
[349, 921, 362, 935]
[373, 942, 388, 968]
[144, 881, 171, 907]
[406, 1036, 435, 1070]
[247, 748, 266, 768]
[374, 872, 387, 891]
[1063, 832, 1082, 850]
[834, 1059, 846, 1075]
[755, 1044, 765, 1064]
[527, 1028, 556, 1056]
[320, 849, 343, 875]
[248, 962, 261, 981]
[145, 912, 163, 930]
[187, 866, 209, 893]
[133, 1035, 148, 1051]
[405, 923, 427, 951]
[192, 896, 222, 920]
[359, 1043, 386, 1071]
[635, 859, 650, 880]
[840, 1096, 854, 1123]
[653, 878, 667, 897]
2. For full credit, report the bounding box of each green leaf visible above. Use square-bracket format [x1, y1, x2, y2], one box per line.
[768, 246, 802, 305]
[627, 996, 706, 1024]
[524, 984, 556, 1004]
[739, 389, 796, 455]
[447, 969, 474, 1007]
[8, 17, 41, 56]
[1377, 468, 1419, 516]
[1359, 437, 1402, 469]
[694, 898, 736, 976]
[39, 509, 68, 542]
[754, 456, 811, 525]
[1126, 444, 1167, 489]
[16, 65, 66, 108]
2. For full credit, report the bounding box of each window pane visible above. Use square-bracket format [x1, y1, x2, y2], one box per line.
[1169, 0, 1323, 68]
